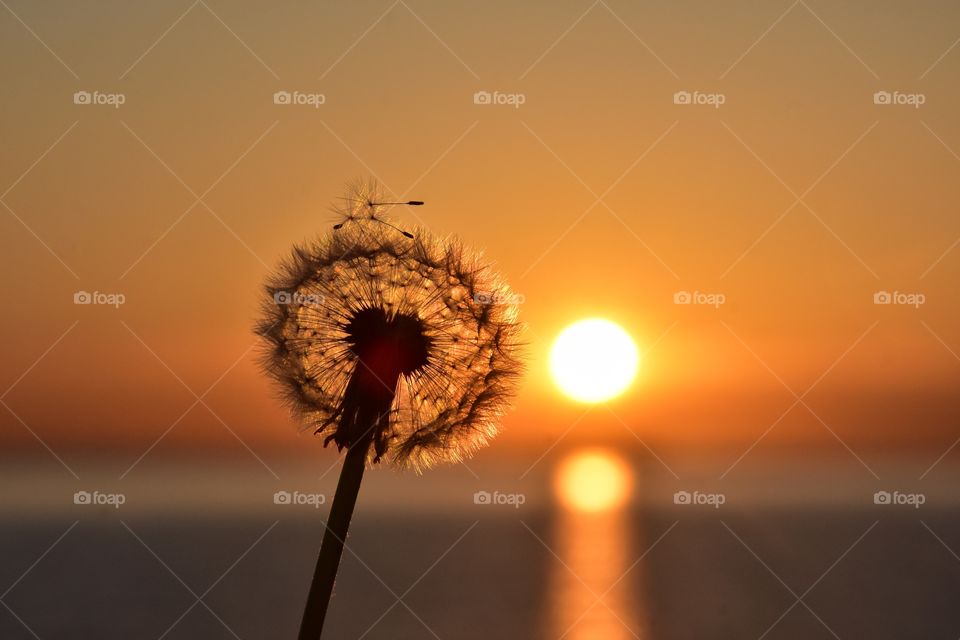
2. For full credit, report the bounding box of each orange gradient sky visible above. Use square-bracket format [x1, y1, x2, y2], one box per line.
[2, 0, 960, 470]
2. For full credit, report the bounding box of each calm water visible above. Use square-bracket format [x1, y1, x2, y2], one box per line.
[2, 506, 958, 639]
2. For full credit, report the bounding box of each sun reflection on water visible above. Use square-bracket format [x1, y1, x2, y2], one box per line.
[548, 450, 645, 639]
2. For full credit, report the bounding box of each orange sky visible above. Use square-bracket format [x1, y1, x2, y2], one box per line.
[2, 1, 960, 468]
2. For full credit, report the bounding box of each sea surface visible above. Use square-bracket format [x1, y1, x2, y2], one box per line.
[2, 504, 959, 639]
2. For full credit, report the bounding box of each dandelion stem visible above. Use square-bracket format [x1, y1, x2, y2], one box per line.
[298, 431, 372, 639]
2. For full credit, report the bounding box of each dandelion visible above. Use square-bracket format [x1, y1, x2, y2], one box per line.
[257, 181, 523, 638]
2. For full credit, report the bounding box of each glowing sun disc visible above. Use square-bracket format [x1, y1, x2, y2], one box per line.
[549, 318, 639, 403]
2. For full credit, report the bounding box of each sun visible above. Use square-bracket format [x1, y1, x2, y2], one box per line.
[549, 318, 639, 403]
[554, 449, 632, 512]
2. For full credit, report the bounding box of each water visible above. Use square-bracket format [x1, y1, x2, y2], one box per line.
[2, 505, 958, 639]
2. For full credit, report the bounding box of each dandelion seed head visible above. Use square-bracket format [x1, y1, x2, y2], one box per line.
[258, 182, 524, 471]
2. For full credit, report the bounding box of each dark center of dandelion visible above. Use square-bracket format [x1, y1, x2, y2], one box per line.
[345, 308, 431, 395]
[328, 307, 431, 460]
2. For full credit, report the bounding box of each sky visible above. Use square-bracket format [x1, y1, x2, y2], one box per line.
[2, 0, 960, 475]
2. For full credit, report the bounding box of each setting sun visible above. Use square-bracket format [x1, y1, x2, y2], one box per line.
[555, 450, 632, 512]
[549, 318, 640, 403]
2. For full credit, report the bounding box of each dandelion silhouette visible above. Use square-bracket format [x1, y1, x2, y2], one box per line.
[257, 181, 523, 638]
